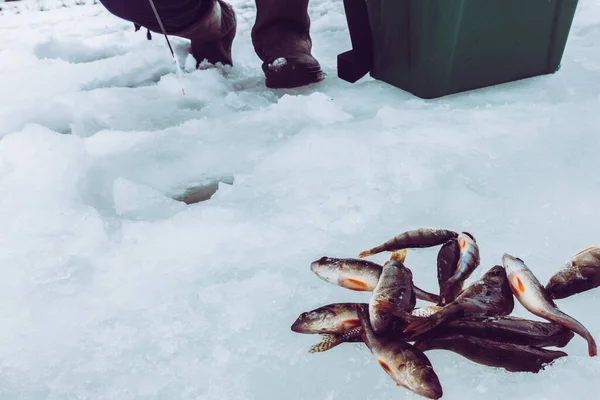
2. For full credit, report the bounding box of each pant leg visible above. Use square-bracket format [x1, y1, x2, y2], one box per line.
[251, 0, 312, 62]
[98, 0, 212, 33]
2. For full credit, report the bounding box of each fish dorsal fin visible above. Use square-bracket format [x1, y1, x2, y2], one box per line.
[389, 249, 408, 264]
[575, 246, 599, 257]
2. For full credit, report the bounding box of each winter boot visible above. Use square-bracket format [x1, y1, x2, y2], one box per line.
[174, 0, 237, 66]
[252, 0, 324, 89]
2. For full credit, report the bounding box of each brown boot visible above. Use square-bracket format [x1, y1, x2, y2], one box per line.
[252, 0, 324, 88]
[174, 0, 237, 67]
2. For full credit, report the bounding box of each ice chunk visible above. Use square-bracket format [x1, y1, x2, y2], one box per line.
[113, 177, 187, 220]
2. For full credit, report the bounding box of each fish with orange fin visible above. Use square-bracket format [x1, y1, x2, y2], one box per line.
[402, 265, 514, 338]
[436, 238, 461, 305]
[358, 228, 458, 258]
[439, 232, 480, 305]
[420, 316, 573, 349]
[369, 251, 416, 333]
[310, 257, 383, 291]
[375, 300, 573, 348]
[293, 301, 433, 354]
[309, 253, 440, 304]
[502, 254, 598, 357]
[414, 334, 568, 373]
[356, 304, 443, 400]
[290, 301, 413, 339]
[545, 246, 600, 299]
[292, 302, 409, 354]
[291, 303, 363, 334]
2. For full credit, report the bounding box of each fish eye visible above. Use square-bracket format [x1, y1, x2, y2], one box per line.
[300, 312, 309, 319]
[319, 256, 328, 263]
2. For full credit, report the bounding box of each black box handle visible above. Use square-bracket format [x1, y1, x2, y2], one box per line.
[337, 0, 374, 83]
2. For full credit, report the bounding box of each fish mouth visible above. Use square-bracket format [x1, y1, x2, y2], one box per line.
[310, 260, 321, 274]
[290, 318, 309, 333]
[417, 386, 443, 400]
[290, 320, 303, 333]
[545, 274, 570, 299]
[546, 276, 565, 290]
[502, 254, 525, 275]
[502, 253, 518, 264]
[412, 368, 443, 399]
[310, 256, 333, 273]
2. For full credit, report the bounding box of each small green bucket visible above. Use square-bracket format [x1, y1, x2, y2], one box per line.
[338, 0, 579, 99]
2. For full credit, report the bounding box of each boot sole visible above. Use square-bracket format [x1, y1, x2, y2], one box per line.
[264, 62, 326, 89]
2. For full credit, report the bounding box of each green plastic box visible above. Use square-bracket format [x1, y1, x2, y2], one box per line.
[338, 0, 579, 99]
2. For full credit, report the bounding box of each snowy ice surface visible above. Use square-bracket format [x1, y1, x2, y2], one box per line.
[1, 0, 600, 399]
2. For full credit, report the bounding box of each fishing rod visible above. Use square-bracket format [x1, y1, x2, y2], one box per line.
[148, 0, 186, 95]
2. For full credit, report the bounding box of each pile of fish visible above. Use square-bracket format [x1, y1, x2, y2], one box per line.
[291, 228, 600, 399]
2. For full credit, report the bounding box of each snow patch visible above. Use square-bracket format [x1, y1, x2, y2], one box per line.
[273, 92, 352, 125]
[33, 35, 128, 63]
[271, 57, 287, 68]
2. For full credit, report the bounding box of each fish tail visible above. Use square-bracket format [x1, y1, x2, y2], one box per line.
[402, 318, 438, 338]
[360, 231, 421, 258]
[544, 309, 597, 357]
[360, 229, 457, 258]
[358, 247, 383, 258]
[358, 245, 386, 258]
[589, 338, 598, 357]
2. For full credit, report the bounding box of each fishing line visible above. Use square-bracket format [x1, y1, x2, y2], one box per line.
[148, 0, 186, 95]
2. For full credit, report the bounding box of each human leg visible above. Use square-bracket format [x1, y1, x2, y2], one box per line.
[251, 0, 324, 88]
[98, 0, 236, 66]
